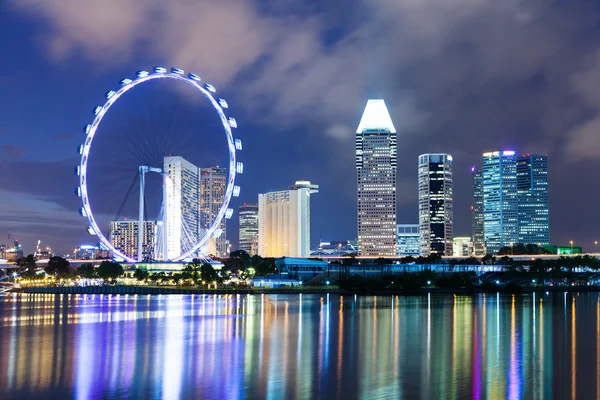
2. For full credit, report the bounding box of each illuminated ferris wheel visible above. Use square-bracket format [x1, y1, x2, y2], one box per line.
[75, 67, 243, 263]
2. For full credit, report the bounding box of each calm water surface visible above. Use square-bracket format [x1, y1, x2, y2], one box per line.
[0, 292, 599, 399]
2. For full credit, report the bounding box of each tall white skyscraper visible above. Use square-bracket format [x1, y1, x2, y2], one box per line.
[164, 156, 200, 259]
[418, 154, 453, 256]
[356, 99, 397, 257]
[258, 181, 318, 258]
[200, 167, 227, 257]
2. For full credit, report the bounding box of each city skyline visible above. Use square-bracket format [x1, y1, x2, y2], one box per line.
[2, 2, 600, 254]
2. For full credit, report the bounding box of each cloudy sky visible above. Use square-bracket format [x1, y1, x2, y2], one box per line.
[1, 0, 600, 254]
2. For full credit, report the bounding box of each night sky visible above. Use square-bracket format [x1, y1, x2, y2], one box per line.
[1, 0, 600, 255]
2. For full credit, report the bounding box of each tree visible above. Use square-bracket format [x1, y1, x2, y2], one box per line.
[400, 256, 415, 264]
[133, 268, 149, 282]
[201, 263, 220, 283]
[251, 255, 276, 276]
[463, 257, 480, 265]
[224, 250, 250, 274]
[374, 257, 390, 265]
[45, 256, 71, 277]
[97, 261, 124, 280]
[481, 254, 496, 265]
[172, 273, 182, 286]
[342, 255, 356, 267]
[16, 254, 36, 271]
[498, 256, 514, 265]
[76, 263, 97, 279]
[182, 259, 202, 283]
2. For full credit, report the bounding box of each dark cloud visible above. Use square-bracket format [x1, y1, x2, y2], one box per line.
[0, 145, 26, 158]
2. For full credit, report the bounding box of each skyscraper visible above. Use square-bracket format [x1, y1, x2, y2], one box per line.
[396, 224, 420, 256]
[517, 154, 549, 246]
[418, 154, 453, 256]
[482, 151, 518, 254]
[471, 167, 485, 256]
[110, 220, 156, 260]
[164, 156, 200, 259]
[356, 99, 397, 257]
[239, 203, 259, 255]
[200, 167, 227, 257]
[258, 181, 318, 257]
[452, 237, 473, 257]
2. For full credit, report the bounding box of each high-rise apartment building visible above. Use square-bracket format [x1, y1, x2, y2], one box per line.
[517, 154, 549, 245]
[239, 203, 259, 255]
[200, 167, 227, 257]
[452, 237, 473, 257]
[418, 154, 453, 256]
[258, 181, 318, 258]
[356, 99, 397, 257]
[110, 220, 156, 260]
[482, 151, 518, 254]
[471, 167, 485, 256]
[164, 156, 200, 259]
[396, 224, 420, 256]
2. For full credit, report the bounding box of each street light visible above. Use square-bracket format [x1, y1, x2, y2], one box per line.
[570, 240, 574, 253]
[427, 280, 431, 286]
[326, 280, 330, 286]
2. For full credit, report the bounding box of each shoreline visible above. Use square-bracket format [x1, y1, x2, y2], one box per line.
[6, 285, 600, 296]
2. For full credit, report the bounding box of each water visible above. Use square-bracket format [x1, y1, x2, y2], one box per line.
[0, 292, 598, 399]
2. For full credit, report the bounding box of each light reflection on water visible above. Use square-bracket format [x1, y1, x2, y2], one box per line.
[0, 292, 598, 399]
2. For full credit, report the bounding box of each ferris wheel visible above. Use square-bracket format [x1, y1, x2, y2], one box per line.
[75, 67, 242, 263]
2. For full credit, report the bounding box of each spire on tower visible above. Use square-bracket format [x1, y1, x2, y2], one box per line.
[356, 99, 396, 133]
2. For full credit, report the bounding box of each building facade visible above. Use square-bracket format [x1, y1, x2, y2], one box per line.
[471, 167, 485, 256]
[258, 181, 318, 258]
[452, 237, 473, 257]
[396, 224, 420, 257]
[356, 99, 397, 257]
[73, 245, 110, 260]
[517, 154, 549, 246]
[239, 203, 259, 255]
[482, 151, 518, 254]
[164, 156, 200, 259]
[200, 167, 227, 257]
[110, 220, 156, 260]
[418, 154, 453, 256]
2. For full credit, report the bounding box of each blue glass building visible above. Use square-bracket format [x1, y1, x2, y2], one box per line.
[517, 154, 549, 245]
[396, 224, 420, 256]
[482, 151, 518, 254]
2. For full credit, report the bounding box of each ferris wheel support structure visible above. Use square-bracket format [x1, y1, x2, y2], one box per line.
[137, 165, 164, 262]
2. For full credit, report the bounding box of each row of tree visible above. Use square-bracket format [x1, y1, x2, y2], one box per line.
[12, 251, 278, 285]
[15, 255, 124, 280]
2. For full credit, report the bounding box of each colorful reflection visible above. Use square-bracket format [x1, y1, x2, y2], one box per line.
[0, 292, 599, 399]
